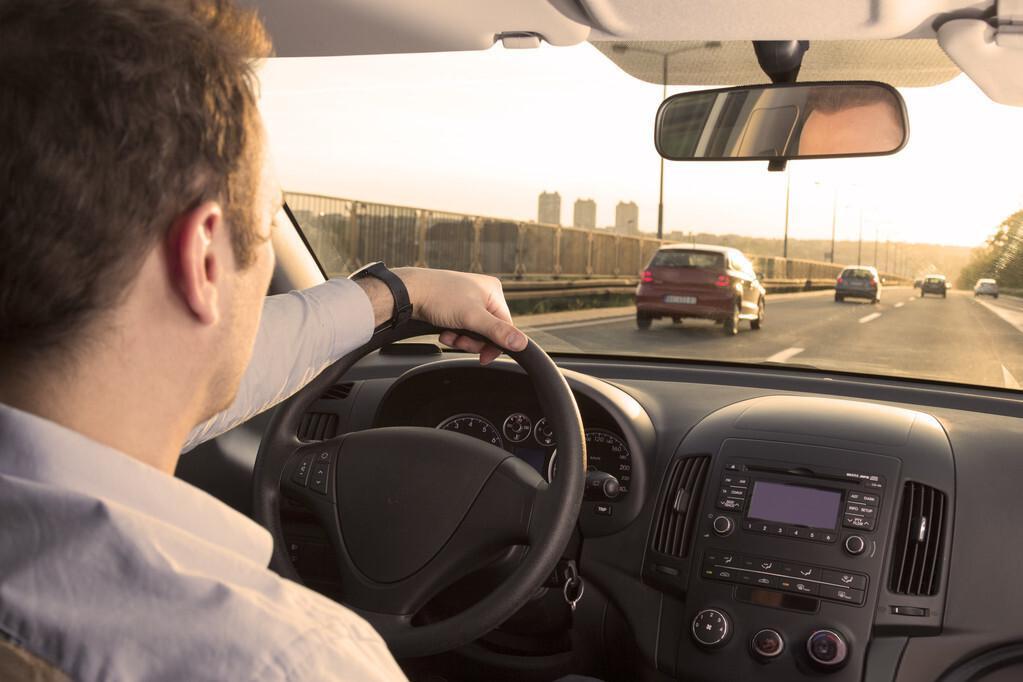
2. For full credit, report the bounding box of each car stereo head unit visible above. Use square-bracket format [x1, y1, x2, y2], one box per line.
[717, 461, 884, 543]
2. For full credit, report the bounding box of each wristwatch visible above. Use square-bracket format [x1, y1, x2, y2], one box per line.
[349, 262, 413, 333]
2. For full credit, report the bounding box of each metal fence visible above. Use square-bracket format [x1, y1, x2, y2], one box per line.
[287, 192, 883, 283]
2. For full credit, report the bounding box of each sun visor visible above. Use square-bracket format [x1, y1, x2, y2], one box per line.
[938, 18, 1023, 106]
[248, 0, 591, 57]
[593, 40, 960, 87]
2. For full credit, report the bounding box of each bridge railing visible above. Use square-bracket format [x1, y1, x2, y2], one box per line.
[286, 192, 904, 285]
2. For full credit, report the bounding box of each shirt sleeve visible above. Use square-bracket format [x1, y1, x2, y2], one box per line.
[181, 278, 375, 452]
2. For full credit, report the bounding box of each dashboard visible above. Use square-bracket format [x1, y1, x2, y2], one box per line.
[182, 345, 1023, 682]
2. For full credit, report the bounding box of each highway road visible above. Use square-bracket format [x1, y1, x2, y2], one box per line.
[524, 287, 1023, 390]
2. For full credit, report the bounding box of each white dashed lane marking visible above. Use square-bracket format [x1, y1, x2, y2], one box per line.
[894, 302, 904, 309]
[765, 347, 805, 363]
[859, 313, 882, 324]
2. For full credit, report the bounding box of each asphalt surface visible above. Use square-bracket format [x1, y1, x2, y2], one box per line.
[523, 287, 1023, 390]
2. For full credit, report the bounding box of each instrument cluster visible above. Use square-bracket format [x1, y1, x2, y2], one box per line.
[436, 411, 632, 499]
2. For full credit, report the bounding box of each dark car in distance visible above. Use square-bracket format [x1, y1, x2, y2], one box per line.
[635, 244, 766, 335]
[921, 274, 948, 298]
[834, 265, 882, 303]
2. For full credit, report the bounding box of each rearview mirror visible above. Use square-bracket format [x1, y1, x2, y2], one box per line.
[656, 81, 908, 162]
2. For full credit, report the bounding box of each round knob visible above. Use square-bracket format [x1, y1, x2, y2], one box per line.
[806, 630, 848, 668]
[712, 515, 734, 536]
[691, 608, 731, 648]
[751, 629, 785, 660]
[585, 471, 621, 500]
[844, 535, 866, 556]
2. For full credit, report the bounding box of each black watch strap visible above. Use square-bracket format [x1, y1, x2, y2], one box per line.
[349, 262, 413, 333]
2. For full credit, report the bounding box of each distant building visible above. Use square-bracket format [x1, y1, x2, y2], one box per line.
[615, 201, 639, 234]
[573, 198, 597, 229]
[538, 191, 561, 226]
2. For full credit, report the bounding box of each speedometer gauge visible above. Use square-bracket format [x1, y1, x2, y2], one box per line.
[436, 414, 504, 448]
[546, 428, 632, 498]
[585, 429, 631, 496]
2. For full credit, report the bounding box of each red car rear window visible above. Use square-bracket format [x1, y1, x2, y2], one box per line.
[650, 251, 724, 269]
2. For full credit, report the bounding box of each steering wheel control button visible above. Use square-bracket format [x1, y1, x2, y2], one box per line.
[751, 629, 785, 660]
[291, 453, 314, 487]
[692, 608, 731, 648]
[309, 453, 331, 494]
[806, 630, 849, 668]
[712, 515, 734, 536]
[844, 535, 866, 555]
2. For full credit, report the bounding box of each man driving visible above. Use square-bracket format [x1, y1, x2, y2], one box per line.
[0, 0, 527, 679]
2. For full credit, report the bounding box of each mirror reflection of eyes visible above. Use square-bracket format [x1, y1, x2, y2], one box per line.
[656, 82, 908, 162]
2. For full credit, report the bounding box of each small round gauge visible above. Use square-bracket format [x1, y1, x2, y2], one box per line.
[534, 417, 556, 447]
[436, 414, 504, 448]
[547, 428, 632, 497]
[503, 413, 532, 443]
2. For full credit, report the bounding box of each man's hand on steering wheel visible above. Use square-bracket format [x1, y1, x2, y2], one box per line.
[358, 267, 528, 364]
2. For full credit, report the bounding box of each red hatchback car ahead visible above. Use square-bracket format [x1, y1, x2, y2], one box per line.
[635, 244, 766, 335]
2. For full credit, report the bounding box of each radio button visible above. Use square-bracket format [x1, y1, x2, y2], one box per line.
[849, 491, 880, 505]
[822, 570, 867, 590]
[712, 516, 734, 536]
[717, 497, 744, 512]
[820, 584, 865, 604]
[722, 475, 748, 487]
[843, 515, 874, 531]
[846, 503, 877, 516]
[819, 532, 838, 543]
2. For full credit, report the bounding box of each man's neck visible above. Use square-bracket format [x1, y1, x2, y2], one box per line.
[0, 346, 207, 475]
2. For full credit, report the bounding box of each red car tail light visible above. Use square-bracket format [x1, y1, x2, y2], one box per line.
[715, 275, 730, 287]
[642, 270, 654, 283]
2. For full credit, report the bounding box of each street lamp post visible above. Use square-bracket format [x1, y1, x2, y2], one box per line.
[612, 43, 719, 240]
[783, 169, 791, 258]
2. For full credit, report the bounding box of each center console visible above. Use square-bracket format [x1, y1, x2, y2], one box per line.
[638, 395, 954, 682]
[680, 439, 900, 679]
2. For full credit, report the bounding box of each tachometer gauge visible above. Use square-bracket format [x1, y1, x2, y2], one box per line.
[534, 417, 556, 447]
[436, 414, 504, 448]
[547, 428, 632, 497]
[503, 412, 532, 443]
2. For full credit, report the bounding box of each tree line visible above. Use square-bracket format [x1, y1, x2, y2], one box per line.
[957, 210, 1023, 291]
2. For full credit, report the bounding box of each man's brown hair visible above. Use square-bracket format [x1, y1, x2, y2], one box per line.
[0, 0, 271, 358]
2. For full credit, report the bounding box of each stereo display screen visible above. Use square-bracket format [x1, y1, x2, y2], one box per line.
[746, 481, 842, 529]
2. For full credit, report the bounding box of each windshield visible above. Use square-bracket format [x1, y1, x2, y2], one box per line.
[260, 45, 1023, 392]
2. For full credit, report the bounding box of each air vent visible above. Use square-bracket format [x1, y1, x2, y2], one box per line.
[297, 412, 338, 441]
[889, 481, 947, 596]
[321, 382, 354, 400]
[651, 456, 710, 558]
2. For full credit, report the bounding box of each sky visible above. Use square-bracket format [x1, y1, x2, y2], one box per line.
[259, 43, 1023, 248]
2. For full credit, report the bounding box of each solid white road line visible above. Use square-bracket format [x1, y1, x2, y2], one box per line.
[766, 347, 805, 363]
[894, 302, 904, 309]
[1003, 365, 1021, 390]
[859, 312, 882, 324]
[975, 297, 1023, 334]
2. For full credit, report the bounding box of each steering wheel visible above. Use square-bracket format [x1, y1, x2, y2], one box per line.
[252, 321, 586, 659]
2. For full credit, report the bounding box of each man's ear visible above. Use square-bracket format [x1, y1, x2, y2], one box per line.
[168, 202, 225, 326]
